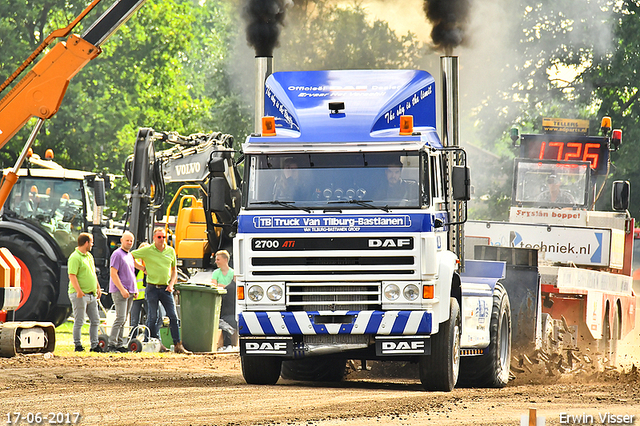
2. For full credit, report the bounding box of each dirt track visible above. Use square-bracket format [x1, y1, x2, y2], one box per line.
[1, 348, 640, 426]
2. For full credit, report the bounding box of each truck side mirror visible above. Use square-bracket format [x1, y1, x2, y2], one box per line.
[452, 166, 471, 201]
[208, 177, 227, 213]
[612, 180, 630, 211]
[93, 177, 106, 206]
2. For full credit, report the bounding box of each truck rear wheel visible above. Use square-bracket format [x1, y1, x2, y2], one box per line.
[0, 233, 59, 324]
[281, 358, 346, 382]
[458, 283, 511, 388]
[419, 297, 461, 391]
[241, 355, 282, 385]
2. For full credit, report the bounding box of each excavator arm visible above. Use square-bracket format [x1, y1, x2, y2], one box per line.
[0, 0, 147, 356]
[125, 128, 241, 267]
[0, 0, 147, 208]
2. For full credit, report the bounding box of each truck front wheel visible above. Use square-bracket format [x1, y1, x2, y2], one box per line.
[419, 297, 461, 391]
[241, 355, 282, 385]
[458, 282, 511, 388]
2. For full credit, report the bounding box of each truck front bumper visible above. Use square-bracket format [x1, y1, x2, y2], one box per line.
[238, 310, 432, 336]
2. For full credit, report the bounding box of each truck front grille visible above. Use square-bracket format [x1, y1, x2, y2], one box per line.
[287, 282, 381, 311]
[251, 256, 415, 276]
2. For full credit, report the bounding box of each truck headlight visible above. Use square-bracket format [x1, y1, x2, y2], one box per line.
[384, 284, 400, 301]
[248, 285, 264, 302]
[267, 285, 283, 301]
[403, 284, 420, 301]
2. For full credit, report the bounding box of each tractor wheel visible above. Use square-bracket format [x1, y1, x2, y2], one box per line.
[45, 306, 72, 327]
[0, 233, 58, 324]
[241, 355, 282, 385]
[281, 358, 346, 382]
[419, 297, 461, 391]
[458, 283, 512, 388]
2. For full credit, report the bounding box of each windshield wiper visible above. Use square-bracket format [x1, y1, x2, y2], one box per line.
[252, 200, 312, 213]
[327, 199, 390, 212]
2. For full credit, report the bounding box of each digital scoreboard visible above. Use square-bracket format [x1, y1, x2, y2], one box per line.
[519, 134, 610, 175]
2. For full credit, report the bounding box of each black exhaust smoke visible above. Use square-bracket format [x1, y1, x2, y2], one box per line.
[423, 0, 471, 54]
[243, 0, 289, 57]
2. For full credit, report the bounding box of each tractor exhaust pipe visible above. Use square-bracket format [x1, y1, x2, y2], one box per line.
[255, 56, 273, 134]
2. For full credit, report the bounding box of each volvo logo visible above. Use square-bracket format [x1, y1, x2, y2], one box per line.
[368, 238, 412, 248]
[174, 162, 201, 176]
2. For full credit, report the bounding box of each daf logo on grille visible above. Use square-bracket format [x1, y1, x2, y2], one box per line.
[368, 238, 411, 248]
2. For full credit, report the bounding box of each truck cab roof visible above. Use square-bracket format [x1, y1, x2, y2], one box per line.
[245, 69, 441, 149]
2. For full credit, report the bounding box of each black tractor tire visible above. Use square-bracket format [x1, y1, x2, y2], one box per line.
[458, 283, 512, 388]
[0, 233, 59, 324]
[281, 357, 346, 382]
[241, 355, 282, 385]
[46, 305, 72, 327]
[419, 297, 461, 392]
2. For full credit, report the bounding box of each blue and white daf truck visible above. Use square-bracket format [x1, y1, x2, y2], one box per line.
[233, 59, 511, 391]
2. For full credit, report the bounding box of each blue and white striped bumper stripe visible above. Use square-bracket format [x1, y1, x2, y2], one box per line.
[238, 311, 432, 336]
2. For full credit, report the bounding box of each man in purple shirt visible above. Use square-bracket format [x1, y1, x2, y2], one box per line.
[108, 231, 139, 352]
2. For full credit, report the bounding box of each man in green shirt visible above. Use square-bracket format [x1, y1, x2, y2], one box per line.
[68, 232, 102, 352]
[131, 227, 191, 354]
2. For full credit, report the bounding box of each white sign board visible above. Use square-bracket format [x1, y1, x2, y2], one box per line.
[466, 221, 612, 267]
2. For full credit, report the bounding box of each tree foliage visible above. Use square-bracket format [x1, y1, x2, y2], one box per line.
[0, 0, 245, 214]
[277, 1, 422, 71]
[470, 0, 640, 217]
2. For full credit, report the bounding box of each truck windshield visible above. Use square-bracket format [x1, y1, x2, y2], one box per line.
[6, 177, 85, 256]
[246, 152, 421, 209]
[513, 159, 590, 208]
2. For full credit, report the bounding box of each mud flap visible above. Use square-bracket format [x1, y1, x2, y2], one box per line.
[375, 336, 431, 356]
[240, 337, 293, 356]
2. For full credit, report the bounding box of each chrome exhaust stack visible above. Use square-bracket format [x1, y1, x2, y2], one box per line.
[255, 56, 274, 134]
[440, 56, 459, 148]
[440, 56, 465, 268]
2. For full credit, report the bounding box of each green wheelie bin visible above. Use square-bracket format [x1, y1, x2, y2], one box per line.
[175, 282, 226, 353]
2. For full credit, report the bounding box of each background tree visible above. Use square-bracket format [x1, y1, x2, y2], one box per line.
[0, 0, 243, 215]
[468, 0, 637, 218]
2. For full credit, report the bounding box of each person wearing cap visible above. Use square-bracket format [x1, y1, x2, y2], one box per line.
[536, 173, 576, 204]
[68, 232, 102, 353]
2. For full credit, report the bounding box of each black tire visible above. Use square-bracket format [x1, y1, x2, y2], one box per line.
[128, 338, 143, 353]
[0, 233, 58, 323]
[241, 356, 282, 385]
[281, 358, 346, 382]
[458, 283, 512, 388]
[98, 334, 109, 351]
[419, 297, 461, 391]
[46, 305, 72, 327]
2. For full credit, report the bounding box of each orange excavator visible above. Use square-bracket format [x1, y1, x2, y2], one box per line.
[0, 0, 148, 356]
